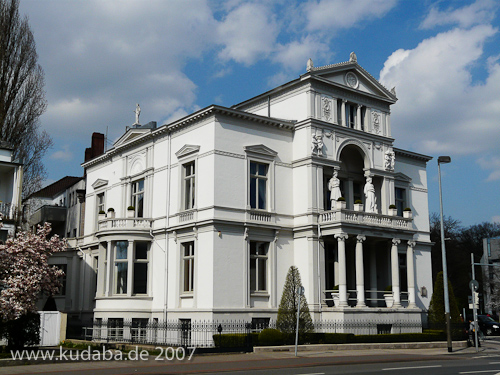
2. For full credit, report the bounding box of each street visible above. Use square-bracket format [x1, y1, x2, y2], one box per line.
[2, 339, 500, 375]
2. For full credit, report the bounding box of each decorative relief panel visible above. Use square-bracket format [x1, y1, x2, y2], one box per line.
[371, 110, 382, 134]
[321, 95, 333, 122]
[129, 151, 146, 176]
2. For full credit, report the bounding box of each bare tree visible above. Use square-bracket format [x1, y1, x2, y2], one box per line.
[0, 0, 50, 198]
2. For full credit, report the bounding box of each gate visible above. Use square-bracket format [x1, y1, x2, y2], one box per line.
[39, 312, 63, 346]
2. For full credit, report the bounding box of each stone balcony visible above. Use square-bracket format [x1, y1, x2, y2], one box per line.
[319, 208, 413, 231]
[97, 217, 153, 233]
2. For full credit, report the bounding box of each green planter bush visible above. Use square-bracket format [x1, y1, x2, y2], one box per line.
[258, 328, 284, 346]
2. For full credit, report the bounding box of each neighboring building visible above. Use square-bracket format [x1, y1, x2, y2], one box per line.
[27, 133, 105, 333]
[0, 141, 23, 242]
[482, 237, 500, 315]
[26, 176, 85, 238]
[77, 54, 433, 329]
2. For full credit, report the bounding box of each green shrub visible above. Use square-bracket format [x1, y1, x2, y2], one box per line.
[323, 333, 355, 344]
[337, 197, 346, 201]
[212, 333, 258, 348]
[389, 204, 396, 209]
[0, 313, 40, 349]
[354, 200, 363, 204]
[258, 328, 283, 346]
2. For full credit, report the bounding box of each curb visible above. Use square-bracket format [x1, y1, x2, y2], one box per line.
[254, 341, 468, 352]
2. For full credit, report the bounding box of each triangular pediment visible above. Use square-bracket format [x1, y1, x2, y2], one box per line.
[91, 178, 108, 189]
[175, 144, 200, 159]
[309, 61, 397, 103]
[244, 144, 278, 158]
[114, 128, 151, 148]
[393, 172, 411, 183]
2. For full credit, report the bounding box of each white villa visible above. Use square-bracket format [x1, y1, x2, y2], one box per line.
[76, 54, 433, 329]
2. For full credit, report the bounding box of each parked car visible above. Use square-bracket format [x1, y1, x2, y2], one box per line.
[477, 315, 500, 336]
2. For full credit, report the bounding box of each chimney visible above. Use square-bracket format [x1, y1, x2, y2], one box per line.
[84, 132, 105, 163]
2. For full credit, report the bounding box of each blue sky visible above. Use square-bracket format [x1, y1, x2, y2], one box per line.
[19, 0, 500, 227]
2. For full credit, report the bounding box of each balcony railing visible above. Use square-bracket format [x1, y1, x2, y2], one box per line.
[246, 210, 274, 223]
[98, 218, 153, 231]
[319, 209, 412, 230]
[0, 202, 18, 221]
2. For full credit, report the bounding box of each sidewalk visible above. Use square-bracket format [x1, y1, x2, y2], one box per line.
[0, 340, 497, 375]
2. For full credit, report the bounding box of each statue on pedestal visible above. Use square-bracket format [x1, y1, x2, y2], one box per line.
[328, 171, 342, 208]
[364, 176, 377, 213]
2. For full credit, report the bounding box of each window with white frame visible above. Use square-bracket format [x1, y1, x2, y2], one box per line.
[249, 161, 268, 210]
[133, 242, 149, 294]
[114, 241, 128, 294]
[395, 187, 406, 217]
[131, 179, 145, 217]
[183, 162, 195, 210]
[250, 241, 268, 293]
[97, 192, 105, 216]
[182, 241, 195, 293]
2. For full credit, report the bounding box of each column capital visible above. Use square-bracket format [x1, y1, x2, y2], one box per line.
[357, 103, 363, 109]
[392, 238, 401, 246]
[356, 234, 366, 243]
[342, 98, 347, 103]
[407, 240, 416, 248]
[335, 233, 348, 242]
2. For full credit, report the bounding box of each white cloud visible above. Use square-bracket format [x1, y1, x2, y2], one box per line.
[477, 157, 500, 181]
[217, 3, 278, 65]
[420, 0, 498, 29]
[379, 25, 498, 157]
[272, 35, 330, 71]
[50, 145, 73, 162]
[304, 0, 397, 33]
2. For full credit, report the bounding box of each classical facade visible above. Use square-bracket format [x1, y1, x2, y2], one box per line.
[78, 55, 433, 328]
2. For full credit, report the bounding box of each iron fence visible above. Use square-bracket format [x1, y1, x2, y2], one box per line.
[82, 318, 424, 348]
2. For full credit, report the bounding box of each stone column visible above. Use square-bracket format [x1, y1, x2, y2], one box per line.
[341, 99, 347, 127]
[355, 235, 366, 307]
[335, 233, 349, 307]
[407, 240, 417, 308]
[370, 249, 377, 307]
[356, 104, 362, 130]
[106, 241, 112, 296]
[391, 238, 401, 307]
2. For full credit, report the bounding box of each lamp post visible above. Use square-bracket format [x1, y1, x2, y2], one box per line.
[438, 155, 452, 352]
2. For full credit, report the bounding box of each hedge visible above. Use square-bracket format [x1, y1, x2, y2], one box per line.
[212, 333, 259, 348]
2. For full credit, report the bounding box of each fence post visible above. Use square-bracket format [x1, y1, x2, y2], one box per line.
[217, 324, 223, 352]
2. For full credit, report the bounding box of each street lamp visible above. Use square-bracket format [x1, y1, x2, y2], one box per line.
[438, 155, 452, 352]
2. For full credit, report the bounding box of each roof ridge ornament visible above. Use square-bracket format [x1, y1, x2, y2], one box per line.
[349, 51, 357, 63]
[133, 103, 141, 125]
[307, 58, 314, 72]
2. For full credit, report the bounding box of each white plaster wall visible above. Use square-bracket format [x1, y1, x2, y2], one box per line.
[415, 247, 433, 310]
[215, 119, 292, 163]
[212, 230, 245, 308]
[213, 154, 245, 209]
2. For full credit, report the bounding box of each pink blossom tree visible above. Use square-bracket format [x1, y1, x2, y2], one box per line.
[0, 214, 66, 322]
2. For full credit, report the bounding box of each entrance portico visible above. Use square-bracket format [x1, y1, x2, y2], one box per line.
[321, 232, 418, 310]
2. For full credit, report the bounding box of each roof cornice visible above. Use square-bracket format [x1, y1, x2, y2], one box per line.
[394, 147, 433, 162]
[82, 105, 295, 169]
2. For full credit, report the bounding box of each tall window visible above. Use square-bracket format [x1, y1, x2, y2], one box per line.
[133, 242, 149, 294]
[182, 242, 195, 293]
[250, 241, 268, 292]
[114, 241, 128, 294]
[131, 179, 145, 217]
[250, 161, 268, 210]
[97, 193, 105, 216]
[395, 187, 406, 216]
[183, 162, 195, 210]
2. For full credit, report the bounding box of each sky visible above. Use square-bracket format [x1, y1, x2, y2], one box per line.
[17, 0, 500, 228]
